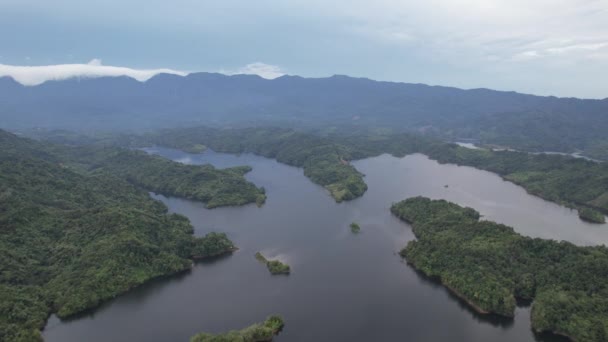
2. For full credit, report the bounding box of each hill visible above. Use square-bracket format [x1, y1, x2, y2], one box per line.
[391, 197, 608, 342]
[0, 131, 241, 341]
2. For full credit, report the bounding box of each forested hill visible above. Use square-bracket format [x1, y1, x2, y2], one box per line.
[0, 130, 239, 341]
[7, 128, 267, 208]
[2, 73, 607, 159]
[50, 145, 267, 208]
[391, 197, 608, 342]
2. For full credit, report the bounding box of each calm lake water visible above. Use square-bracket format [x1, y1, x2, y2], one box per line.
[43, 149, 607, 342]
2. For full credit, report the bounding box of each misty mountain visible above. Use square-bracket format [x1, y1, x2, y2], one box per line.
[1, 73, 607, 157]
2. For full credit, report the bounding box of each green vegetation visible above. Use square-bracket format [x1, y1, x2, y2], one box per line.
[255, 252, 290, 275]
[418, 144, 608, 218]
[32, 126, 608, 221]
[350, 222, 361, 233]
[141, 127, 608, 221]
[267, 261, 290, 275]
[391, 196, 608, 341]
[183, 144, 208, 154]
[190, 315, 284, 342]
[0, 130, 238, 341]
[146, 127, 367, 202]
[578, 207, 606, 224]
[254, 252, 267, 263]
[52, 146, 266, 209]
[192, 232, 237, 259]
[443, 111, 608, 162]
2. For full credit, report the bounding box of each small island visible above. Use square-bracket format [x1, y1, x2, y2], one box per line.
[350, 222, 361, 233]
[578, 207, 606, 224]
[183, 143, 207, 154]
[191, 232, 238, 260]
[190, 315, 284, 342]
[255, 252, 290, 275]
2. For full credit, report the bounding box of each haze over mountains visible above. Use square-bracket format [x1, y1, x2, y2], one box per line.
[1, 72, 607, 158]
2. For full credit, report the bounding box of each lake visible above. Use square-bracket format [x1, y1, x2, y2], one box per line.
[43, 148, 607, 342]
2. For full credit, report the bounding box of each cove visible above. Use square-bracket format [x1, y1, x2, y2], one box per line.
[42, 148, 607, 342]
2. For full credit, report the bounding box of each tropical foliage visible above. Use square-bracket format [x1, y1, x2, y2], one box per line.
[255, 252, 290, 275]
[50, 145, 266, 208]
[0, 131, 237, 341]
[391, 197, 608, 342]
[578, 207, 606, 224]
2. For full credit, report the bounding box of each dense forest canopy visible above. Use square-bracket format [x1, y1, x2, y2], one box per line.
[51, 145, 267, 208]
[2, 73, 607, 160]
[0, 131, 242, 341]
[255, 252, 290, 275]
[391, 197, 608, 342]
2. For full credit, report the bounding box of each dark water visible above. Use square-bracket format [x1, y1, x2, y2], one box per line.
[43, 149, 607, 342]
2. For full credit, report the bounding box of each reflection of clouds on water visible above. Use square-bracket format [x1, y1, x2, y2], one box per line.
[454, 142, 481, 150]
[175, 156, 193, 164]
[140, 147, 159, 154]
[258, 249, 291, 265]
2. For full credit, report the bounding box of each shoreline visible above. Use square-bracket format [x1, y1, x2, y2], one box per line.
[41, 247, 237, 335]
[406, 261, 574, 341]
[191, 246, 238, 260]
[405, 261, 499, 316]
[534, 328, 576, 341]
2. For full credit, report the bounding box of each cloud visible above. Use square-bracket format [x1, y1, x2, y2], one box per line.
[294, 0, 608, 65]
[510, 42, 608, 62]
[0, 59, 187, 86]
[545, 42, 608, 55]
[512, 50, 540, 61]
[1, 1, 606, 97]
[225, 62, 285, 79]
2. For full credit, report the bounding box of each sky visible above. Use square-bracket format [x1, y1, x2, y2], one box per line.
[0, 0, 607, 98]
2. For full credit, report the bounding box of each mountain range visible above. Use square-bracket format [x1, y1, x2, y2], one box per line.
[1, 73, 607, 158]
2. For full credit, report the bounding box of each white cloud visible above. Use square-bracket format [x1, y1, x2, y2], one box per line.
[0, 59, 187, 86]
[291, 0, 608, 66]
[546, 42, 608, 55]
[512, 50, 540, 61]
[225, 62, 285, 79]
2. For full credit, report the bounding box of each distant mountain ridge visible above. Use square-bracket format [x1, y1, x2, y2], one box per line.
[1, 73, 607, 158]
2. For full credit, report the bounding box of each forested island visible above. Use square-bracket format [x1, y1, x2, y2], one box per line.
[391, 197, 608, 342]
[578, 207, 606, 224]
[255, 252, 291, 275]
[190, 315, 284, 342]
[350, 222, 361, 233]
[0, 131, 245, 341]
